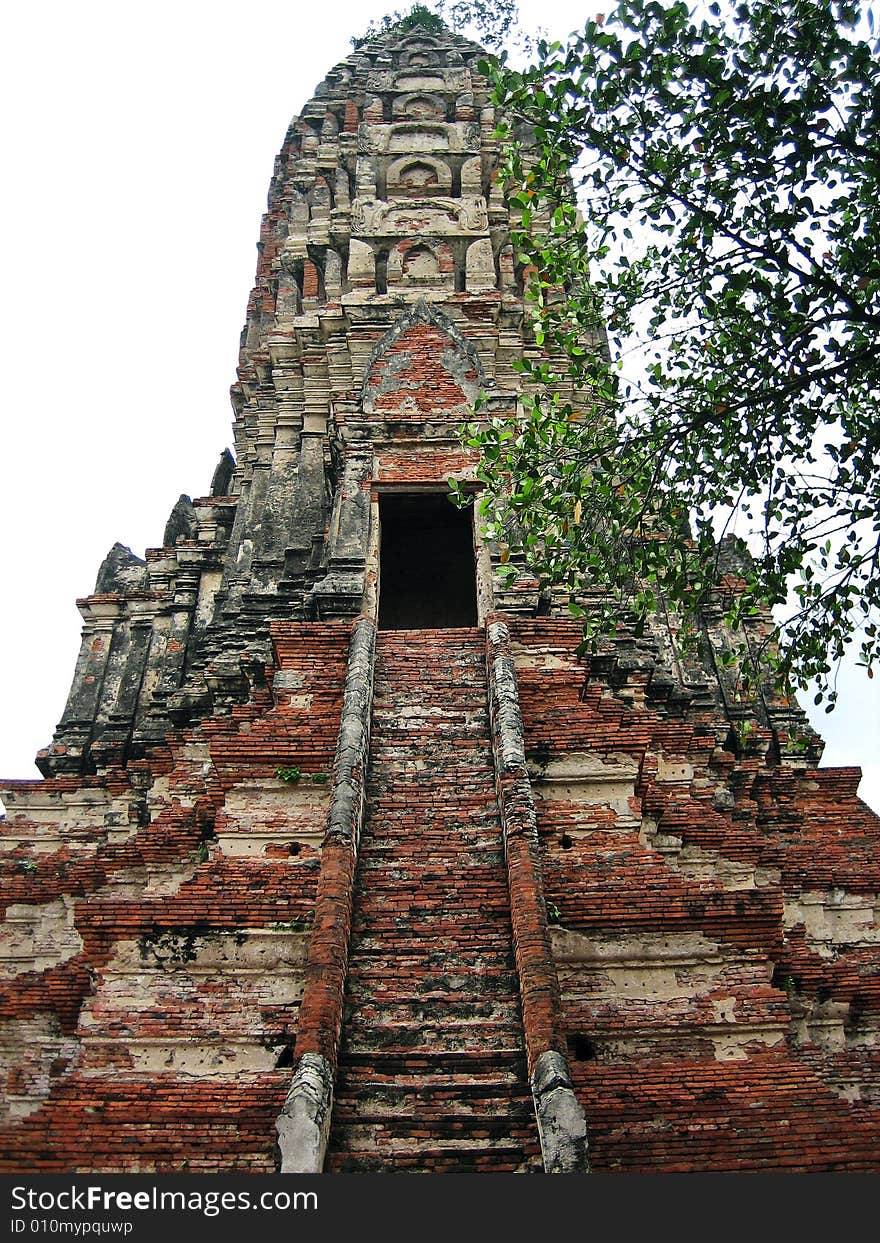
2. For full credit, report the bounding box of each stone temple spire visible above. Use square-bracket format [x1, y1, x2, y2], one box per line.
[37, 19, 532, 776]
[2, 16, 880, 1178]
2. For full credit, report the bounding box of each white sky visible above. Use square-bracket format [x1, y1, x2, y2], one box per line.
[1, 1, 877, 812]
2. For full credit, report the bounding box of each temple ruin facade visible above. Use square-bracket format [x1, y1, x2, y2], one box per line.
[2, 21, 879, 1173]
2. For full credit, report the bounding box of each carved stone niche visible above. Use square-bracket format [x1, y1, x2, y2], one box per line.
[386, 154, 452, 198]
[394, 39, 442, 68]
[392, 92, 448, 123]
[387, 240, 454, 292]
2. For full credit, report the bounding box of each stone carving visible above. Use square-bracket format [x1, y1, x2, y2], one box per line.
[353, 197, 486, 237]
[392, 92, 446, 122]
[388, 123, 450, 153]
[163, 494, 199, 547]
[400, 243, 440, 281]
[210, 448, 235, 497]
[466, 237, 496, 292]
[461, 154, 482, 194]
[386, 154, 451, 197]
[346, 237, 375, 288]
[94, 543, 147, 595]
[324, 248, 343, 300]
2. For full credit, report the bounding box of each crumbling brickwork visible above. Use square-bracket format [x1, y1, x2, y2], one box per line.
[2, 19, 878, 1173]
[512, 619, 880, 1170]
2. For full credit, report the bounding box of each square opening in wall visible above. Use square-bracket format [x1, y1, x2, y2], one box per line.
[378, 492, 477, 629]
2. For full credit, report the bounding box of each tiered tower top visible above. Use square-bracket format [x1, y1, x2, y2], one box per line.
[38, 21, 542, 774]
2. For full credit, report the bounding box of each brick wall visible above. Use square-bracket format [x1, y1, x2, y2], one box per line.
[0, 624, 348, 1170]
[510, 619, 880, 1171]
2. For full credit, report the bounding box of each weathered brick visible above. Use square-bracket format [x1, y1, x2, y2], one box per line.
[2, 20, 879, 1177]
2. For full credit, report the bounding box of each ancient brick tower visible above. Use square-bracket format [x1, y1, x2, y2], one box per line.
[2, 21, 880, 1174]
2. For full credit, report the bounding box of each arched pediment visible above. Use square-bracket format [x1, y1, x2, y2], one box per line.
[394, 37, 442, 68]
[386, 239, 454, 291]
[392, 92, 447, 122]
[387, 154, 451, 197]
[361, 302, 483, 419]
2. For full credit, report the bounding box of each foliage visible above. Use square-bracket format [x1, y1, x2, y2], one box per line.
[465, 0, 880, 707]
[275, 766, 331, 786]
[351, 4, 445, 47]
[271, 916, 313, 932]
[352, 1, 522, 53]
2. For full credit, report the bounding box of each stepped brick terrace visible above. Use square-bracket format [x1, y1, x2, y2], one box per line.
[2, 20, 879, 1173]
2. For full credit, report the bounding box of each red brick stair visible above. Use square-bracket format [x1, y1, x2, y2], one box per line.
[325, 629, 542, 1172]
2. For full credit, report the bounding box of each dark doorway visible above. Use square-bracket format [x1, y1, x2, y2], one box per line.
[378, 492, 477, 629]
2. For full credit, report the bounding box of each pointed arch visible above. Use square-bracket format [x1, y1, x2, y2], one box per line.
[361, 301, 484, 418]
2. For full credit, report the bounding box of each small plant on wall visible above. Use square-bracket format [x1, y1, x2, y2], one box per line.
[276, 766, 331, 785]
[271, 913, 314, 932]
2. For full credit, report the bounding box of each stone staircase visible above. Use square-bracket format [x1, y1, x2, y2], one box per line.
[325, 628, 542, 1172]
